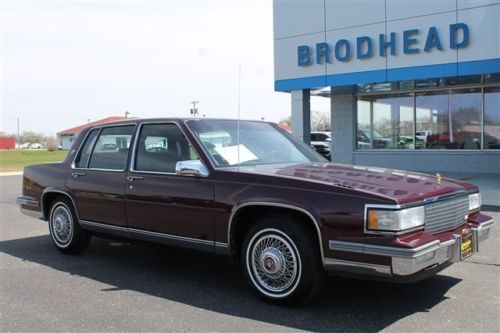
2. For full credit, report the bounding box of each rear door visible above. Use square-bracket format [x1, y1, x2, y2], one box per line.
[66, 124, 135, 227]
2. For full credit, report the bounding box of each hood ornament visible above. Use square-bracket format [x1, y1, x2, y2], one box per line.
[436, 172, 442, 185]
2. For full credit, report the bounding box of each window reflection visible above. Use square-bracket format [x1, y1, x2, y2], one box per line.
[356, 75, 500, 150]
[357, 94, 414, 149]
[415, 92, 448, 149]
[484, 87, 500, 149]
[450, 89, 481, 149]
[356, 101, 370, 149]
[415, 90, 481, 149]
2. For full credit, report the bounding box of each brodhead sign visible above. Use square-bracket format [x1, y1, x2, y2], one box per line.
[297, 23, 470, 67]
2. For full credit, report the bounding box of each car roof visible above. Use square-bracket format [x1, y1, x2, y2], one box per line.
[85, 117, 271, 129]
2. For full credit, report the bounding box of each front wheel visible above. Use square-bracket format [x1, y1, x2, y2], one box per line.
[242, 216, 325, 305]
[48, 197, 90, 254]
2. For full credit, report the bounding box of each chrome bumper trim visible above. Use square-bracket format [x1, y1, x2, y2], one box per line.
[329, 239, 441, 258]
[17, 196, 44, 219]
[16, 196, 39, 207]
[323, 258, 391, 276]
[328, 218, 494, 276]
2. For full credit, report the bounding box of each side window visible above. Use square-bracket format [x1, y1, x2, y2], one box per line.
[88, 126, 134, 170]
[74, 129, 99, 168]
[135, 123, 199, 173]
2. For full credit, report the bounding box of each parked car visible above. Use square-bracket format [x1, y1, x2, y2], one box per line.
[30, 143, 45, 149]
[17, 118, 494, 304]
[357, 129, 392, 148]
[416, 130, 433, 143]
[310, 131, 331, 159]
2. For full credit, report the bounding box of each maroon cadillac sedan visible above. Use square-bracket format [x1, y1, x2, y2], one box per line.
[17, 118, 494, 304]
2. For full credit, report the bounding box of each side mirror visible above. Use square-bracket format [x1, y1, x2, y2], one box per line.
[175, 160, 209, 177]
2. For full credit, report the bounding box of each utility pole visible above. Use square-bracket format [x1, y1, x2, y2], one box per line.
[17, 118, 20, 139]
[190, 101, 199, 117]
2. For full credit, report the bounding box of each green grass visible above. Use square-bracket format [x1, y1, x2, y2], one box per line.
[0, 149, 68, 172]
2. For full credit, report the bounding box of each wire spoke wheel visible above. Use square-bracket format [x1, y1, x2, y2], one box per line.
[48, 198, 90, 254]
[247, 228, 301, 297]
[50, 204, 74, 247]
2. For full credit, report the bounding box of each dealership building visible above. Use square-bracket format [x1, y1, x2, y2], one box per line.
[274, 0, 499, 173]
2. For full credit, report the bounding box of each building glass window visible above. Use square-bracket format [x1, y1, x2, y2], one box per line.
[450, 89, 481, 150]
[357, 94, 414, 149]
[356, 100, 370, 149]
[415, 90, 482, 150]
[356, 74, 499, 151]
[484, 73, 500, 84]
[415, 91, 448, 149]
[484, 87, 500, 149]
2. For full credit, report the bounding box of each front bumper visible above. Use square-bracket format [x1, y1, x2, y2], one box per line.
[325, 218, 494, 279]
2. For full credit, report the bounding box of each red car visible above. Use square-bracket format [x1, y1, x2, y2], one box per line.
[17, 118, 494, 304]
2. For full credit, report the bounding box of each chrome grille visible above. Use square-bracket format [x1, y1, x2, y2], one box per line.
[424, 195, 469, 234]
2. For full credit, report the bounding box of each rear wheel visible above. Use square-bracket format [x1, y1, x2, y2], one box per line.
[48, 197, 90, 254]
[241, 215, 325, 305]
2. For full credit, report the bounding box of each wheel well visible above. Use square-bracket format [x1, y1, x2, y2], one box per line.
[41, 192, 74, 220]
[230, 205, 322, 260]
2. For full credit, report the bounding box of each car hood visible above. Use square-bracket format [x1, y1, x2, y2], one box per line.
[241, 163, 476, 204]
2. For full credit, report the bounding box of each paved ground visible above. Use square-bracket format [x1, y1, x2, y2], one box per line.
[443, 172, 500, 208]
[1, 175, 499, 332]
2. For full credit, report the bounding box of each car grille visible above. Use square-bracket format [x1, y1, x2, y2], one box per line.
[424, 195, 469, 234]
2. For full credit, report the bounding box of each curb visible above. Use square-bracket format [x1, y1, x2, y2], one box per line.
[0, 171, 23, 176]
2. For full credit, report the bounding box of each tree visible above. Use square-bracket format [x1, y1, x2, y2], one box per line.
[45, 137, 60, 151]
[19, 131, 44, 144]
[311, 111, 330, 131]
[278, 115, 292, 127]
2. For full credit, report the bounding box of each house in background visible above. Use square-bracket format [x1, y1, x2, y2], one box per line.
[57, 116, 130, 150]
[0, 136, 16, 149]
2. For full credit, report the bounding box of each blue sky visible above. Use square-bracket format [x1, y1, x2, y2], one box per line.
[1, 0, 328, 135]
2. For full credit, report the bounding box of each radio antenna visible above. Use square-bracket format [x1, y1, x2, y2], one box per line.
[237, 65, 241, 172]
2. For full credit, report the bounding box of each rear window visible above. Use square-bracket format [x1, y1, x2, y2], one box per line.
[74, 129, 99, 168]
[88, 126, 134, 170]
[74, 125, 134, 170]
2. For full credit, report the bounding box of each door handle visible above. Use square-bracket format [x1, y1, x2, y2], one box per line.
[127, 176, 144, 181]
[71, 172, 86, 178]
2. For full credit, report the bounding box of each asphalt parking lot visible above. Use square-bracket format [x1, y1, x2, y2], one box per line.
[1, 175, 499, 332]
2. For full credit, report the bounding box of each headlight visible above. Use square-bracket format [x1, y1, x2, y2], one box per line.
[366, 206, 425, 233]
[469, 193, 481, 211]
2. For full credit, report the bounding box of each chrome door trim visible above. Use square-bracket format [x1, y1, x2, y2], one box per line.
[78, 219, 222, 252]
[79, 219, 130, 238]
[128, 227, 213, 245]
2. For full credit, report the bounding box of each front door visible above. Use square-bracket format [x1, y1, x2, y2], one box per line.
[125, 122, 215, 247]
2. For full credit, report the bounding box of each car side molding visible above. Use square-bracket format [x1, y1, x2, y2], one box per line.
[41, 189, 80, 221]
[228, 202, 325, 265]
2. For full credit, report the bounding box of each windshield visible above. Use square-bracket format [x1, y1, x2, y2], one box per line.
[186, 120, 325, 167]
[363, 129, 383, 139]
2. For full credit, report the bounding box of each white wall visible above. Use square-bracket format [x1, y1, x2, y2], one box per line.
[274, 0, 500, 89]
[61, 135, 76, 151]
